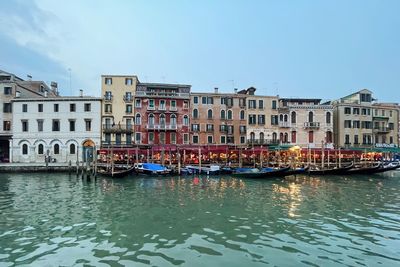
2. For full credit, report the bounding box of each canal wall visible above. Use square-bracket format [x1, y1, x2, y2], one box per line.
[0, 163, 86, 173]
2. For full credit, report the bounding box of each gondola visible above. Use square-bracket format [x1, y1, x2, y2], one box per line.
[97, 166, 136, 178]
[307, 163, 354, 175]
[371, 161, 400, 174]
[280, 166, 310, 176]
[346, 163, 382, 175]
[231, 166, 290, 179]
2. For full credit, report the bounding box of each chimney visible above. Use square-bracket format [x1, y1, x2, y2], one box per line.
[44, 91, 48, 97]
[234, 88, 238, 94]
[214, 87, 219, 94]
[79, 89, 83, 97]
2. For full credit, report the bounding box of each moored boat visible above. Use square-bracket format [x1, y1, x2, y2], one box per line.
[307, 163, 354, 175]
[346, 163, 382, 175]
[134, 163, 172, 175]
[231, 166, 290, 179]
[97, 166, 136, 178]
[281, 166, 310, 176]
[372, 161, 400, 174]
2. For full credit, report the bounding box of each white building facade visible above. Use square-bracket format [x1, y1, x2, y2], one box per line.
[11, 97, 101, 163]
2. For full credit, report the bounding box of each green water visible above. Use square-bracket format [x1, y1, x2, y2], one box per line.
[0, 172, 399, 267]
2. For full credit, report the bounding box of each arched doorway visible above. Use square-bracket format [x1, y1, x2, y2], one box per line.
[82, 139, 95, 162]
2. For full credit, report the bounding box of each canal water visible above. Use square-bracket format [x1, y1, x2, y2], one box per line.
[0, 172, 399, 267]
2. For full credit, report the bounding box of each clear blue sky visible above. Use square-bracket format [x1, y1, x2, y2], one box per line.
[0, 0, 399, 102]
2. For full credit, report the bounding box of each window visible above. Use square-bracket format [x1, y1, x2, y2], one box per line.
[54, 104, 59, 112]
[70, 144, 76, 154]
[22, 120, 28, 132]
[183, 101, 189, 109]
[345, 134, 350, 144]
[135, 132, 142, 143]
[240, 110, 245, 120]
[227, 110, 232, 120]
[38, 104, 43, 112]
[70, 103, 76, 112]
[183, 115, 189, 126]
[69, 120, 75, 131]
[85, 119, 92, 131]
[390, 110, 393, 117]
[125, 78, 133, 85]
[381, 110, 385, 116]
[37, 120, 43, 132]
[170, 100, 176, 110]
[202, 97, 207, 104]
[22, 144, 28, 155]
[148, 132, 154, 143]
[248, 100, 256, 109]
[38, 144, 44, 155]
[354, 135, 359, 144]
[353, 108, 360, 115]
[271, 115, 279, 125]
[105, 78, 112, 85]
[54, 144, 60, 154]
[220, 110, 226, 119]
[326, 131, 333, 143]
[126, 104, 132, 113]
[148, 114, 155, 126]
[191, 124, 200, 131]
[207, 135, 213, 144]
[361, 108, 367, 115]
[52, 120, 60, 131]
[207, 109, 213, 119]
[353, 120, 360, 128]
[192, 135, 199, 144]
[170, 132, 176, 144]
[3, 103, 12, 113]
[159, 132, 165, 144]
[193, 96, 199, 104]
[308, 112, 314, 122]
[4, 87, 12, 95]
[126, 119, 132, 130]
[159, 100, 166, 110]
[160, 114, 166, 126]
[291, 112, 296, 124]
[105, 133, 111, 143]
[390, 136, 394, 144]
[258, 115, 265, 125]
[206, 124, 214, 131]
[135, 114, 141, 125]
[183, 133, 189, 144]
[389, 123, 394, 130]
[258, 100, 264, 109]
[360, 93, 371, 102]
[344, 107, 351, 114]
[249, 115, 256, 125]
[105, 91, 112, 101]
[105, 104, 112, 113]
[240, 136, 245, 144]
[171, 114, 177, 126]
[239, 98, 246, 107]
[84, 103, 91, 112]
[259, 132, 264, 142]
[135, 99, 141, 108]
[220, 136, 226, 144]
[149, 99, 155, 109]
[221, 97, 227, 105]
[272, 100, 277, 109]
[207, 97, 214, 104]
[344, 120, 352, 128]
[3, 121, 11, 131]
[291, 131, 297, 143]
[22, 104, 28, 112]
[326, 112, 331, 124]
[239, 125, 246, 133]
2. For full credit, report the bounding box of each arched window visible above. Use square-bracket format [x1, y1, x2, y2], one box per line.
[308, 111, 314, 122]
[160, 114, 166, 126]
[207, 109, 213, 119]
[148, 114, 155, 126]
[240, 110, 245, 120]
[284, 133, 288, 143]
[227, 110, 232, 120]
[259, 132, 264, 142]
[291, 112, 296, 124]
[54, 144, 60, 154]
[22, 144, 28, 155]
[135, 113, 141, 125]
[284, 114, 288, 122]
[291, 131, 297, 143]
[220, 110, 226, 119]
[326, 131, 333, 143]
[193, 109, 198, 119]
[250, 132, 255, 141]
[272, 132, 277, 142]
[279, 114, 284, 122]
[70, 144, 76, 154]
[326, 112, 331, 124]
[38, 144, 44, 155]
[280, 132, 284, 142]
[170, 114, 177, 126]
[183, 115, 189, 126]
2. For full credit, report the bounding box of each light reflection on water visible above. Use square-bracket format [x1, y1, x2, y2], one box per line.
[0, 172, 400, 266]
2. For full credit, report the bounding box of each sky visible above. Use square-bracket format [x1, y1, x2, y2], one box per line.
[0, 0, 399, 102]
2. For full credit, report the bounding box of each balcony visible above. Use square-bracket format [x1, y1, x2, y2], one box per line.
[135, 91, 190, 98]
[102, 124, 133, 133]
[304, 122, 320, 129]
[123, 95, 133, 103]
[147, 106, 156, 111]
[279, 121, 291, 128]
[146, 124, 178, 130]
[158, 106, 167, 111]
[373, 127, 390, 133]
[104, 95, 113, 102]
[247, 139, 280, 145]
[169, 106, 178, 111]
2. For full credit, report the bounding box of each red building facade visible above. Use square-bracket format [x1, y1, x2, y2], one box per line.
[134, 83, 191, 145]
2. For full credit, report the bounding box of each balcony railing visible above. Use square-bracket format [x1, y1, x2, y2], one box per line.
[158, 106, 167, 111]
[135, 91, 190, 98]
[304, 122, 320, 129]
[123, 95, 133, 102]
[279, 121, 290, 128]
[146, 124, 178, 130]
[373, 127, 390, 133]
[247, 139, 280, 145]
[104, 95, 113, 102]
[147, 106, 155, 111]
[169, 106, 178, 111]
[102, 124, 133, 133]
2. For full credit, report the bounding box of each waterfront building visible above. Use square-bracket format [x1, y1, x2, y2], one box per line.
[190, 88, 247, 145]
[11, 96, 101, 163]
[244, 87, 280, 145]
[134, 82, 191, 145]
[101, 75, 138, 146]
[0, 69, 58, 162]
[277, 98, 334, 148]
[333, 89, 399, 149]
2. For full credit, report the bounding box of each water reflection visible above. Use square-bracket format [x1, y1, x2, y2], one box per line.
[1, 173, 400, 266]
